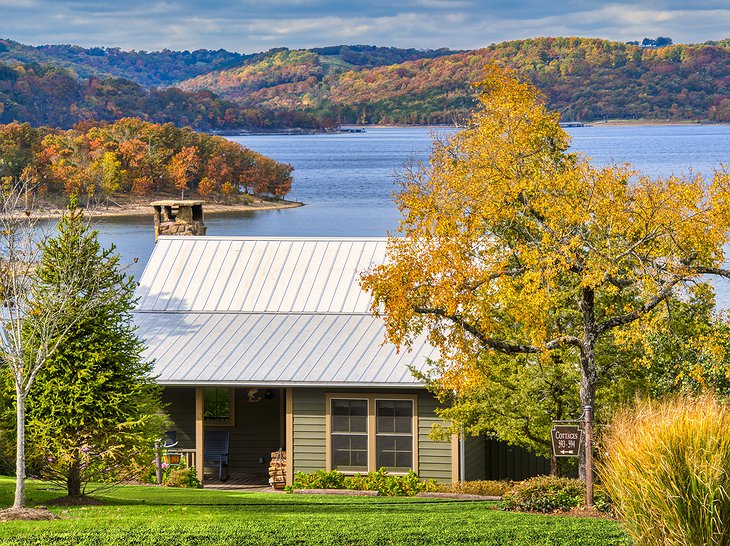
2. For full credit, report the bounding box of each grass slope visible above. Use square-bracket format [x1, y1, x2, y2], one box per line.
[0, 477, 629, 545]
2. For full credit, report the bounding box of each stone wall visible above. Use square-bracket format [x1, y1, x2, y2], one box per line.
[155, 221, 207, 238]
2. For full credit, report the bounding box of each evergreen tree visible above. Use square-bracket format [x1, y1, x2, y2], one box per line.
[25, 206, 163, 498]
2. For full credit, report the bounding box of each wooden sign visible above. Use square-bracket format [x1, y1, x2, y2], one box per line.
[551, 425, 582, 457]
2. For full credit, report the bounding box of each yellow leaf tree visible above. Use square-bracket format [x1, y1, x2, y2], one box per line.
[361, 65, 730, 488]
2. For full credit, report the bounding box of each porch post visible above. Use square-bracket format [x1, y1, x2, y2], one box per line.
[285, 388, 293, 485]
[451, 433, 460, 483]
[195, 387, 205, 486]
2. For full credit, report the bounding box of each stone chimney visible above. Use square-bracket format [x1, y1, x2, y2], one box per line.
[151, 200, 207, 242]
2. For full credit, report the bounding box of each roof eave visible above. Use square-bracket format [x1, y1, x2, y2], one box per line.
[155, 380, 426, 389]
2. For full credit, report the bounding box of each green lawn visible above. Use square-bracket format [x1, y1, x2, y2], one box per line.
[0, 477, 630, 545]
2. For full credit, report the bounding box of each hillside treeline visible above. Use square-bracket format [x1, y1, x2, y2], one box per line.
[0, 39, 249, 86]
[0, 119, 293, 201]
[0, 63, 326, 130]
[181, 38, 730, 124]
[0, 37, 729, 129]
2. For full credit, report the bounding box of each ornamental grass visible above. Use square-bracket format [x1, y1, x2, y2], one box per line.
[599, 395, 730, 546]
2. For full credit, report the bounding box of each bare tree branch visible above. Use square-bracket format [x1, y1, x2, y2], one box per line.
[694, 266, 730, 279]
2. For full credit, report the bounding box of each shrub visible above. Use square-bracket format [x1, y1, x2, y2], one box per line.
[286, 468, 437, 496]
[599, 395, 730, 545]
[345, 468, 437, 496]
[436, 480, 512, 497]
[501, 476, 585, 512]
[165, 465, 201, 488]
[288, 469, 347, 490]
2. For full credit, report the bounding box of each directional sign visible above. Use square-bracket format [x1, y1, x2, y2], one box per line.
[551, 425, 582, 458]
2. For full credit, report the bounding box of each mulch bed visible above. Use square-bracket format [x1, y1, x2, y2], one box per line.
[292, 489, 379, 496]
[45, 495, 106, 507]
[416, 492, 501, 501]
[0, 507, 59, 521]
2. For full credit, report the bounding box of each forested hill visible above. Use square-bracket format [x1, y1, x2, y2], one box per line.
[0, 41, 456, 87]
[178, 38, 730, 124]
[0, 39, 249, 86]
[0, 37, 728, 128]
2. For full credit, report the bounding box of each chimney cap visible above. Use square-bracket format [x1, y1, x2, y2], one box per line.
[151, 200, 205, 206]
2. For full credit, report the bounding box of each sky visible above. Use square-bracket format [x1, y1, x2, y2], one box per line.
[2, 1, 729, 53]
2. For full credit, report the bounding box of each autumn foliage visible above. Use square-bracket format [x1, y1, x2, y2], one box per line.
[180, 38, 730, 124]
[361, 65, 730, 469]
[0, 119, 293, 201]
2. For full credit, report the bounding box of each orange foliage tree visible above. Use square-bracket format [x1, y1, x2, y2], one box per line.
[0, 119, 293, 202]
[361, 65, 730, 484]
[168, 146, 200, 199]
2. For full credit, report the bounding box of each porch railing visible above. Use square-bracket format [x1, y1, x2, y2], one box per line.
[163, 448, 196, 469]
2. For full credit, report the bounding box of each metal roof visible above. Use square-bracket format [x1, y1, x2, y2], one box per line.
[136, 237, 386, 313]
[136, 312, 436, 387]
[134, 236, 436, 387]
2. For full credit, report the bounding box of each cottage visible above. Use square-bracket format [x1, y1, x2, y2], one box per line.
[134, 232, 549, 486]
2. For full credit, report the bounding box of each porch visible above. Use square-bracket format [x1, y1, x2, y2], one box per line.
[204, 473, 280, 491]
[161, 386, 287, 487]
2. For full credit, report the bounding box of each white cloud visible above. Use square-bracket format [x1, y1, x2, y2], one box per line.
[1, 1, 728, 52]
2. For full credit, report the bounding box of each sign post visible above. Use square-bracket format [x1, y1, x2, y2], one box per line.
[584, 405, 594, 506]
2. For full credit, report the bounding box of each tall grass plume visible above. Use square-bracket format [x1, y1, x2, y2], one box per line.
[599, 395, 730, 545]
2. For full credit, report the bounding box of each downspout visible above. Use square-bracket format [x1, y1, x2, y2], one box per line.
[459, 427, 466, 483]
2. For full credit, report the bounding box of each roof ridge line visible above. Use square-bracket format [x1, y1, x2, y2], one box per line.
[133, 310, 377, 316]
[156, 236, 392, 241]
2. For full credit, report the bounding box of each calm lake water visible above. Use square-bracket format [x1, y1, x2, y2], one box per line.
[97, 125, 730, 303]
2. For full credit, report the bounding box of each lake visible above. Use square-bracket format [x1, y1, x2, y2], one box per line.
[96, 124, 730, 302]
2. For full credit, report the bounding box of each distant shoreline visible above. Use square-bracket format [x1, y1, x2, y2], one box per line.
[214, 120, 730, 137]
[589, 119, 726, 127]
[28, 199, 304, 220]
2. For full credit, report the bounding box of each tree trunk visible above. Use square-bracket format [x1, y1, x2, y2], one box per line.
[578, 287, 597, 483]
[550, 453, 559, 477]
[67, 462, 82, 497]
[13, 389, 26, 509]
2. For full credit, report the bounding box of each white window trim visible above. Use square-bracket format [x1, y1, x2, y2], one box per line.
[325, 393, 418, 475]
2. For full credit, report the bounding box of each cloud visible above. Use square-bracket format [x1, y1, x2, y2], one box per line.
[1, 0, 727, 52]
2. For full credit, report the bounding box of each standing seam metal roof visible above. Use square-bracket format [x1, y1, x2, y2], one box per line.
[134, 237, 435, 387]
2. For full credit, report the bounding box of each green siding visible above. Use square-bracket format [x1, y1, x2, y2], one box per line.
[162, 387, 196, 449]
[291, 388, 327, 474]
[291, 389, 452, 482]
[418, 392, 452, 483]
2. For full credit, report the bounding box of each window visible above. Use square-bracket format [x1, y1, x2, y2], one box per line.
[204, 387, 234, 425]
[331, 399, 368, 472]
[327, 394, 417, 474]
[376, 400, 414, 472]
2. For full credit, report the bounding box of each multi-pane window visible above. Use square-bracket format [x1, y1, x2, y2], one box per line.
[331, 399, 368, 472]
[204, 387, 234, 425]
[329, 396, 415, 473]
[376, 400, 414, 471]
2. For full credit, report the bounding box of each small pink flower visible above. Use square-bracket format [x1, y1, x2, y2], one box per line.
[161, 462, 168, 469]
